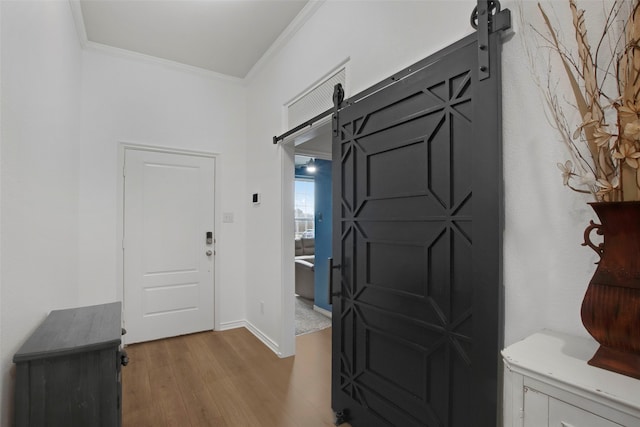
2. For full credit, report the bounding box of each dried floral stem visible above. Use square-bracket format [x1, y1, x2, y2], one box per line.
[534, 0, 640, 202]
[539, 3, 600, 166]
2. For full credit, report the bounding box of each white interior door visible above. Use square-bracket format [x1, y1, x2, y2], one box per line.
[123, 148, 215, 343]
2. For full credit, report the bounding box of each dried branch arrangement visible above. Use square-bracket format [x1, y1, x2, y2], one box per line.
[535, 0, 640, 201]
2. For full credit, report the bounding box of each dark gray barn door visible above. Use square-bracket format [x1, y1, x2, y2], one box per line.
[330, 13, 505, 427]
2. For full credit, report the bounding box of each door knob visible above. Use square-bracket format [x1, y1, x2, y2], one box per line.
[206, 250, 213, 256]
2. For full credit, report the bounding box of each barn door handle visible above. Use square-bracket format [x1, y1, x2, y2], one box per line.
[328, 257, 341, 302]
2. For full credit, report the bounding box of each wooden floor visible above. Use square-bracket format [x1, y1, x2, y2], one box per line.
[122, 327, 340, 427]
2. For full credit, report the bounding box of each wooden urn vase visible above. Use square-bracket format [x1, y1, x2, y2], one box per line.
[582, 201, 640, 379]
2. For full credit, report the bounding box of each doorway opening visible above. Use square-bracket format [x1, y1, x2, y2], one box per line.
[292, 125, 333, 336]
[279, 63, 347, 356]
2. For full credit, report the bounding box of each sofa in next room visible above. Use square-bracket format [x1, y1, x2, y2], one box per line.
[294, 238, 315, 300]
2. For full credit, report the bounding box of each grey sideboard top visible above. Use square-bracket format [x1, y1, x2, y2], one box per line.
[13, 302, 122, 363]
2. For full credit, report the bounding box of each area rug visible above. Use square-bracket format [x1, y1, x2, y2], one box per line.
[295, 296, 331, 336]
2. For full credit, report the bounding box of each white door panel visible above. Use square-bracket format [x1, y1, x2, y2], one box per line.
[124, 149, 215, 343]
[142, 163, 199, 272]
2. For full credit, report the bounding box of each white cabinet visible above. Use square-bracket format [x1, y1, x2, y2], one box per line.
[524, 387, 621, 427]
[502, 330, 640, 427]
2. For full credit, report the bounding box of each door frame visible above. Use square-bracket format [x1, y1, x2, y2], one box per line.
[279, 140, 297, 357]
[280, 118, 343, 359]
[278, 60, 351, 357]
[278, 117, 334, 358]
[117, 142, 221, 341]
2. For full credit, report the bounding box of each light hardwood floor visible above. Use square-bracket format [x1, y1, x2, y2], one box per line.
[122, 327, 339, 427]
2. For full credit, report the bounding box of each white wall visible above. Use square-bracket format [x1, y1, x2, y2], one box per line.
[0, 0, 617, 422]
[245, 0, 604, 354]
[246, 0, 481, 354]
[501, 0, 604, 345]
[78, 50, 248, 329]
[0, 2, 3, 421]
[0, 1, 82, 423]
[0, 2, 249, 423]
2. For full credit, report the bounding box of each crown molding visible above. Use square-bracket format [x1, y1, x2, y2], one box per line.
[84, 40, 245, 84]
[68, 0, 323, 85]
[243, 0, 325, 84]
[68, 0, 244, 84]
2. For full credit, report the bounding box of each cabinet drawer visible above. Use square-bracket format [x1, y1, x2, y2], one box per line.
[549, 397, 622, 427]
[524, 387, 623, 427]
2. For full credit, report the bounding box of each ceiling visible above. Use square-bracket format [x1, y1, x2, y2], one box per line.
[293, 121, 331, 160]
[78, 0, 310, 79]
[78, 0, 331, 155]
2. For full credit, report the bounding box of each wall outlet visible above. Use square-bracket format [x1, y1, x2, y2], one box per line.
[260, 301, 265, 315]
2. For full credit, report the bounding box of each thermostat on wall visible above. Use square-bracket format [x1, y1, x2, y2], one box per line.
[252, 193, 261, 205]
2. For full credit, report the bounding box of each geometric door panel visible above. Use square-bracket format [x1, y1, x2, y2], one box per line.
[331, 28, 502, 427]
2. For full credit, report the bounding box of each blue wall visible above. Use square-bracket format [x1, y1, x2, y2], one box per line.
[295, 165, 314, 179]
[313, 159, 332, 311]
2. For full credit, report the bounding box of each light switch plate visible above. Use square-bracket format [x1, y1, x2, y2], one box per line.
[223, 212, 234, 223]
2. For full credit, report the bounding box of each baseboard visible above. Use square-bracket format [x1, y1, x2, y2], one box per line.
[313, 305, 333, 319]
[218, 320, 246, 331]
[244, 320, 282, 357]
[217, 319, 283, 357]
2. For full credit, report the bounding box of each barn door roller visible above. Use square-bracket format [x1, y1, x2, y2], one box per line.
[471, 0, 511, 81]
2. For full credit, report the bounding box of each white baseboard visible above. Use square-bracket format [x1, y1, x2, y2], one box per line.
[217, 319, 283, 358]
[244, 320, 282, 357]
[313, 305, 333, 319]
[218, 319, 246, 331]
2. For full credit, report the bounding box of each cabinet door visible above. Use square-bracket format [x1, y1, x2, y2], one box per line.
[549, 397, 622, 427]
[524, 387, 549, 427]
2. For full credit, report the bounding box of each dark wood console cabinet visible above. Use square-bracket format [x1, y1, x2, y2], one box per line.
[13, 302, 126, 426]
